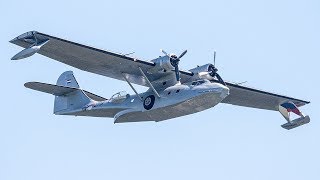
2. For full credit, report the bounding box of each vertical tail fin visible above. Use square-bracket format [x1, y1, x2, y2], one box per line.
[56, 71, 79, 88]
[54, 71, 91, 114]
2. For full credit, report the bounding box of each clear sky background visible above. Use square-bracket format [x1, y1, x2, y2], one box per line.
[0, 0, 319, 179]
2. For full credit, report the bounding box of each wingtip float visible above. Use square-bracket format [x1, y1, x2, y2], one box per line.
[11, 39, 49, 60]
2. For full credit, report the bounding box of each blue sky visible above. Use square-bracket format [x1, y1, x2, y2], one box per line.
[1, 0, 319, 179]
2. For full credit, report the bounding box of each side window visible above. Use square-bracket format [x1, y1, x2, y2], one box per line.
[192, 80, 206, 86]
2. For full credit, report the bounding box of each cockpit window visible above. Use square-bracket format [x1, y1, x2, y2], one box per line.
[191, 79, 207, 86]
[109, 91, 129, 103]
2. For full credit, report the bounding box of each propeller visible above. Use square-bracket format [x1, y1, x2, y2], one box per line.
[208, 51, 226, 85]
[213, 50, 216, 66]
[161, 49, 168, 56]
[161, 49, 187, 83]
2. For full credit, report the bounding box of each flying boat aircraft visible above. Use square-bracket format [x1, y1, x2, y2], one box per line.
[10, 31, 311, 130]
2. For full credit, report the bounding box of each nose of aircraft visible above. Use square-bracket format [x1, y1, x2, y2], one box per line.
[220, 84, 230, 99]
[209, 82, 229, 99]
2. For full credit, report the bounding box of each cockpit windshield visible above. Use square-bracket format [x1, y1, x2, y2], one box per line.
[109, 91, 129, 103]
[191, 79, 209, 86]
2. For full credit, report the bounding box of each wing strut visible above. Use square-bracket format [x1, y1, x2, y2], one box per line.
[138, 67, 161, 98]
[121, 73, 143, 101]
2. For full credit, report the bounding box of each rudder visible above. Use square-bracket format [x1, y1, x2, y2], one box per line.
[56, 71, 80, 88]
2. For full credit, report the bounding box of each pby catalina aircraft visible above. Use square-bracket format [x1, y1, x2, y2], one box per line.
[10, 31, 311, 130]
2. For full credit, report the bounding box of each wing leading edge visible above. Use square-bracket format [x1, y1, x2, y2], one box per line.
[10, 31, 194, 90]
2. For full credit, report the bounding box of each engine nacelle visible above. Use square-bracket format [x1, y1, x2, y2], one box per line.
[188, 63, 215, 80]
[149, 56, 174, 73]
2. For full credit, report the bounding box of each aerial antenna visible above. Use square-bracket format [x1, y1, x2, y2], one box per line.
[124, 52, 135, 56]
[235, 81, 248, 85]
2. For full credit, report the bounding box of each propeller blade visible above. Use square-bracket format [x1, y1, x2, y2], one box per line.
[178, 50, 187, 59]
[215, 73, 226, 86]
[161, 49, 168, 56]
[214, 50, 216, 66]
[174, 65, 180, 82]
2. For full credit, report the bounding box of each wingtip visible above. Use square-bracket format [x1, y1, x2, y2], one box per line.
[9, 30, 39, 43]
[24, 81, 39, 89]
[24, 82, 32, 88]
[9, 38, 16, 43]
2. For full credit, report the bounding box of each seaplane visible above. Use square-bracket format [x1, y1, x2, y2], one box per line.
[10, 31, 311, 130]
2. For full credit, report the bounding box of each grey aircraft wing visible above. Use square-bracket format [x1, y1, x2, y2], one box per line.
[10, 31, 193, 90]
[219, 81, 310, 111]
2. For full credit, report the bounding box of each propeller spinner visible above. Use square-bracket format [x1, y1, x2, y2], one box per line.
[161, 49, 187, 83]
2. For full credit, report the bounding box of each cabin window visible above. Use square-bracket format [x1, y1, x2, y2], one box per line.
[176, 89, 180, 93]
[167, 91, 171, 95]
[191, 80, 206, 86]
[198, 80, 205, 84]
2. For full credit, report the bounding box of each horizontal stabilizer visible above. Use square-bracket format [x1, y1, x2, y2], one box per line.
[25, 82, 107, 101]
[281, 115, 310, 130]
[25, 82, 77, 96]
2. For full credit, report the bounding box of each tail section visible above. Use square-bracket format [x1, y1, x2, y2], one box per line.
[54, 71, 90, 114]
[53, 91, 91, 115]
[25, 71, 92, 114]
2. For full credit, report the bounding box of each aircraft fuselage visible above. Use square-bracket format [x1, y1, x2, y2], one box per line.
[69, 80, 229, 123]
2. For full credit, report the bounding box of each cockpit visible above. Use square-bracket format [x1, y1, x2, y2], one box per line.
[109, 91, 130, 103]
[191, 79, 210, 86]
